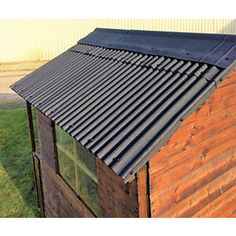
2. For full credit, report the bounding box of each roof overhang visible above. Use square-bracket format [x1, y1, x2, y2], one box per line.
[11, 28, 236, 183]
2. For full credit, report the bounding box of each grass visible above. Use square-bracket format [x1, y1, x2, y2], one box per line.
[0, 108, 39, 217]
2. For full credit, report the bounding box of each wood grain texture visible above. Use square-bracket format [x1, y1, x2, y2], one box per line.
[37, 110, 58, 172]
[137, 165, 150, 218]
[38, 111, 94, 217]
[32, 153, 45, 217]
[38, 111, 138, 217]
[26, 104, 45, 216]
[96, 158, 139, 217]
[149, 70, 236, 218]
[41, 162, 95, 217]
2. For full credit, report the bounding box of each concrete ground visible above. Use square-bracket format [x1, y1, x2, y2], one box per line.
[0, 61, 47, 109]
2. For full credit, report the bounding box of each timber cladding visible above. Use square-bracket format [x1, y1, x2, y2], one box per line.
[38, 110, 95, 217]
[37, 111, 58, 172]
[29, 69, 236, 218]
[41, 162, 95, 217]
[37, 110, 139, 217]
[96, 158, 139, 217]
[149, 70, 236, 218]
[10, 29, 236, 218]
[137, 165, 150, 217]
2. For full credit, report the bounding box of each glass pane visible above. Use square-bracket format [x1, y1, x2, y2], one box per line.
[76, 165, 100, 216]
[31, 107, 40, 153]
[75, 142, 96, 173]
[57, 148, 76, 190]
[55, 124, 100, 216]
[55, 125, 74, 155]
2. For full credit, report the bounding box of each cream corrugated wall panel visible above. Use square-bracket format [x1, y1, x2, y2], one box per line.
[0, 19, 235, 62]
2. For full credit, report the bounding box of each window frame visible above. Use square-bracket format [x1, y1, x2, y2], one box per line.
[55, 125, 100, 216]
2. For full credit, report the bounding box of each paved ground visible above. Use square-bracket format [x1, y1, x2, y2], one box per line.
[0, 61, 47, 109]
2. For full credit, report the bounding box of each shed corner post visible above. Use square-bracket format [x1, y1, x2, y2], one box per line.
[137, 163, 151, 218]
[26, 102, 45, 217]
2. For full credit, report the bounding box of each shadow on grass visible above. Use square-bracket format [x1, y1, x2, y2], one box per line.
[0, 108, 39, 217]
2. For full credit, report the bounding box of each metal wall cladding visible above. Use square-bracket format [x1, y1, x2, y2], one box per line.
[11, 43, 223, 182]
[1, 19, 236, 62]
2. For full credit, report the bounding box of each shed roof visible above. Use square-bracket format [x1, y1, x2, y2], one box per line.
[11, 28, 236, 183]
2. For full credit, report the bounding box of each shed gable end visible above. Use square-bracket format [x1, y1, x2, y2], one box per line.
[149, 70, 236, 217]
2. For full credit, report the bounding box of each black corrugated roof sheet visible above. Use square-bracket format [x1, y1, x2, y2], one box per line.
[80, 28, 236, 69]
[11, 29, 236, 183]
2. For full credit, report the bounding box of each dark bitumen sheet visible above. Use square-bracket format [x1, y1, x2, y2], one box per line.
[11, 29, 236, 183]
[80, 28, 236, 69]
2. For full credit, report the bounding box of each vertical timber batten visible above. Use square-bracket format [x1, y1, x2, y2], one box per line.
[137, 164, 151, 217]
[32, 152, 45, 217]
[26, 102, 45, 217]
[26, 102, 36, 152]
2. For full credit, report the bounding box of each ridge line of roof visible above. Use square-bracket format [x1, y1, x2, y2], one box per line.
[79, 28, 236, 69]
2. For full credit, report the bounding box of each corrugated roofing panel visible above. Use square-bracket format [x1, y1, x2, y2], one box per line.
[80, 28, 236, 68]
[11, 29, 236, 183]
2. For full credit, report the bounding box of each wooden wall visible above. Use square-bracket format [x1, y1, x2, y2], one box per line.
[149, 70, 236, 217]
[37, 111, 139, 217]
[41, 162, 95, 217]
[37, 111, 95, 217]
[97, 158, 139, 217]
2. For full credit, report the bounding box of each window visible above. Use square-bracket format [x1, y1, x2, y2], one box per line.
[55, 125, 100, 215]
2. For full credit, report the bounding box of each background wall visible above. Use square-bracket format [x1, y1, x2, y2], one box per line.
[0, 19, 235, 63]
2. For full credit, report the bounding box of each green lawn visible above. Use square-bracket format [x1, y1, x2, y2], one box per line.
[0, 108, 39, 217]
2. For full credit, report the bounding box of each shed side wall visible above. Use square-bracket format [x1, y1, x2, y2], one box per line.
[37, 111, 58, 171]
[37, 111, 139, 217]
[96, 158, 139, 217]
[37, 111, 94, 217]
[149, 70, 236, 217]
[41, 162, 95, 217]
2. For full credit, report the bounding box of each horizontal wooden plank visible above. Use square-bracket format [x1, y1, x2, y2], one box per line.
[150, 126, 236, 177]
[182, 98, 236, 127]
[151, 148, 236, 215]
[159, 165, 236, 217]
[150, 105, 236, 165]
[149, 70, 236, 217]
[193, 184, 236, 217]
[158, 122, 235, 164]
[151, 140, 236, 202]
[183, 84, 236, 125]
[41, 162, 95, 217]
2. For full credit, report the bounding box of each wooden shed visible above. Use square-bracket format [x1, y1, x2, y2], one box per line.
[11, 28, 236, 217]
